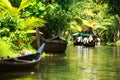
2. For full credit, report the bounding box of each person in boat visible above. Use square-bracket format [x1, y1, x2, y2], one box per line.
[83, 37, 89, 44]
[96, 37, 100, 42]
[83, 35, 94, 44]
[93, 35, 100, 42]
[88, 35, 93, 42]
[77, 36, 83, 42]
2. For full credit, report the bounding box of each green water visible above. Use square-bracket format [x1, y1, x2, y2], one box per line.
[1, 45, 120, 80]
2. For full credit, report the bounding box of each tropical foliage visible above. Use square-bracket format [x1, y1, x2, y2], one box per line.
[0, 39, 16, 58]
[0, 0, 46, 57]
[0, 0, 120, 57]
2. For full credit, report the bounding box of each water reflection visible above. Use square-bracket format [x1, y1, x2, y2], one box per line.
[69, 45, 120, 80]
[0, 45, 120, 80]
[0, 71, 42, 80]
[66, 46, 97, 80]
[39, 54, 69, 80]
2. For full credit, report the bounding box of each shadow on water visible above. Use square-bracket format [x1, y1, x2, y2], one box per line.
[0, 67, 42, 80]
[39, 53, 67, 71]
[0, 72, 39, 80]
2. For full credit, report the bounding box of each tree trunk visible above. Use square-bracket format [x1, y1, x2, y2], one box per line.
[114, 15, 120, 39]
[114, 30, 117, 42]
[57, 27, 61, 36]
[36, 27, 40, 49]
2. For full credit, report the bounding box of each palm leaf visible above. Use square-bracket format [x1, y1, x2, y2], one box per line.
[0, 0, 12, 10]
[18, 0, 36, 11]
[0, 0, 18, 16]
[0, 0, 35, 17]
[70, 20, 83, 32]
[26, 30, 43, 34]
[95, 25, 107, 30]
[20, 17, 46, 31]
[0, 39, 16, 57]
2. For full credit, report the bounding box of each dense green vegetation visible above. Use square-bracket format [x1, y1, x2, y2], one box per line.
[0, 0, 120, 57]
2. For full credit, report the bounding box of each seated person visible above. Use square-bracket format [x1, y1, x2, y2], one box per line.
[77, 36, 83, 42]
[83, 37, 89, 44]
[89, 35, 93, 42]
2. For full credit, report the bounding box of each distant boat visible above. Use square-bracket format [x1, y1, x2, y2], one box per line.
[0, 43, 45, 72]
[33, 34, 68, 53]
[73, 32, 99, 47]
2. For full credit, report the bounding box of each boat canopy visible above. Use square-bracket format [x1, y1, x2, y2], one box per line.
[73, 32, 93, 37]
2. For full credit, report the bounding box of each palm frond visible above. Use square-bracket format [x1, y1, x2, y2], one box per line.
[0, 0, 18, 16]
[18, 0, 36, 11]
[20, 17, 46, 31]
[95, 25, 107, 30]
[70, 20, 83, 32]
[0, 0, 12, 10]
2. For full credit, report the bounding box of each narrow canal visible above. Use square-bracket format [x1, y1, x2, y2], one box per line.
[0, 45, 120, 80]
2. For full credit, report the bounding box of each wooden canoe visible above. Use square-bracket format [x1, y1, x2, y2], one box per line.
[40, 36, 68, 53]
[0, 43, 45, 72]
[73, 33, 96, 47]
[74, 41, 95, 47]
[33, 35, 68, 53]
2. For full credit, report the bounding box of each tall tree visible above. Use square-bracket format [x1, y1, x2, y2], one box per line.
[107, 0, 120, 40]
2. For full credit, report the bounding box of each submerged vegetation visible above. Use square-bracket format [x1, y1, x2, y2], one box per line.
[0, 0, 120, 57]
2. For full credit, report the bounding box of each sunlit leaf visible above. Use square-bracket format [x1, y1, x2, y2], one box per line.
[20, 17, 46, 31]
[70, 20, 83, 32]
[0, 0, 18, 16]
[26, 30, 43, 34]
[0, 39, 16, 58]
[18, 0, 36, 11]
[0, 0, 12, 10]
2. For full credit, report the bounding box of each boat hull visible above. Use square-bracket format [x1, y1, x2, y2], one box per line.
[44, 42, 67, 53]
[0, 62, 39, 72]
[33, 35, 68, 53]
[0, 43, 45, 72]
[74, 41, 95, 47]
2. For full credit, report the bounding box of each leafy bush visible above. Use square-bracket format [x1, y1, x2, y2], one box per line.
[0, 39, 16, 58]
[10, 31, 31, 51]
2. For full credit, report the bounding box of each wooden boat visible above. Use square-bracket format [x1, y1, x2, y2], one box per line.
[73, 33, 84, 46]
[33, 34, 68, 53]
[74, 41, 95, 47]
[73, 32, 96, 47]
[73, 42, 83, 46]
[0, 43, 45, 72]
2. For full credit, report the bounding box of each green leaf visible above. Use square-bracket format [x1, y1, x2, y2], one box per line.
[18, 0, 36, 11]
[0, 0, 18, 16]
[20, 17, 46, 31]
